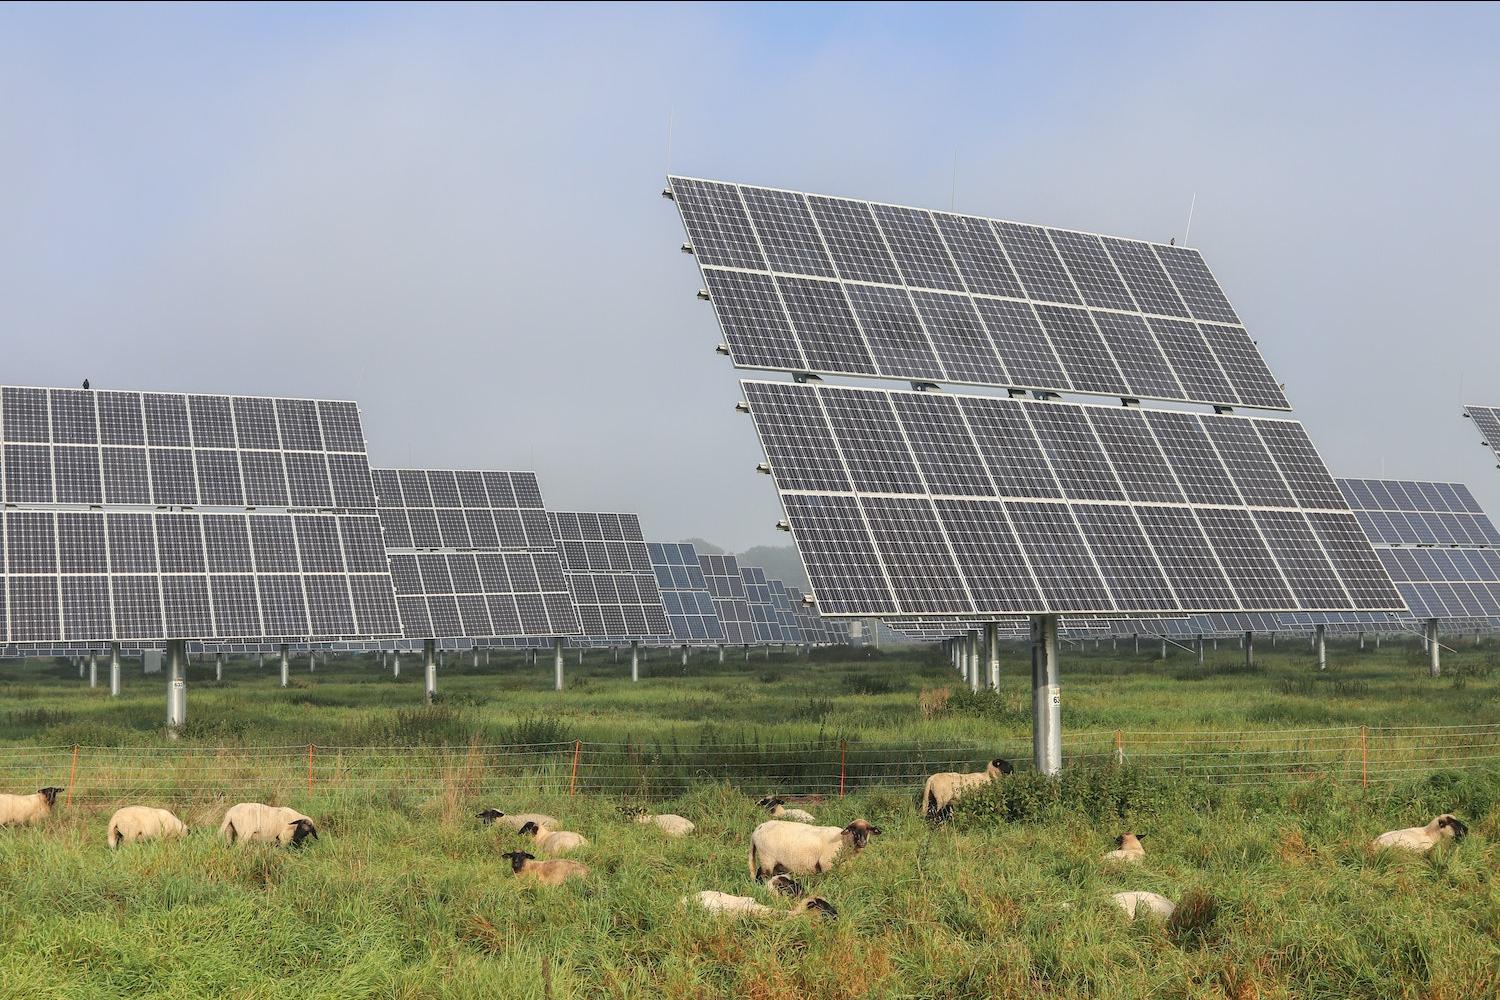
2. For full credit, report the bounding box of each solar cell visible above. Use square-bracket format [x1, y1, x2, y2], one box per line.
[671, 177, 1285, 409]
[744, 380, 1402, 617]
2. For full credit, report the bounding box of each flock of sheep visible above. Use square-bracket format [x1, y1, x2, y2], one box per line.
[0, 761, 1471, 926]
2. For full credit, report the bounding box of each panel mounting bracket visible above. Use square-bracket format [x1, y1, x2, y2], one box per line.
[1213, 404, 1235, 415]
[696, 288, 710, 301]
[910, 381, 941, 392]
[661, 187, 674, 200]
[792, 372, 823, 384]
[715, 343, 730, 355]
[680, 243, 694, 255]
[1121, 397, 1140, 408]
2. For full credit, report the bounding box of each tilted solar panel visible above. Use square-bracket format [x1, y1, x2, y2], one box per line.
[648, 541, 726, 644]
[766, 579, 803, 644]
[697, 553, 758, 645]
[549, 512, 672, 641]
[0, 385, 401, 644]
[669, 177, 1288, 410]
[1463, 405, 1500, 466]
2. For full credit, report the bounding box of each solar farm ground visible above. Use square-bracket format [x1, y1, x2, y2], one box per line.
[0, 642, 1496, 998]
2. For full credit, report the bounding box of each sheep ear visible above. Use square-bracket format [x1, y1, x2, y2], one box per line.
[869, 826, 883, 835]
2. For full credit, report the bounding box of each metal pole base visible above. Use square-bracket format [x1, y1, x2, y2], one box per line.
[1031, 615, 1061, 776]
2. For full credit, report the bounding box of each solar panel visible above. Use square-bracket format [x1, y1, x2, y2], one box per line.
[0, 386, 401, 644]
[549, 512, 672, 641]
[743, 380, 1403, 617]
[1464, 405, 1500, 466]
[766, 578, 803, 644]
[697, 553, 757, 644]
[647, 541, 726, 644]
[669, 177, 1288, 410]
[374, 469, 579, 640]
[1335, 478, 1500, 621]
[740, 566, 789, 643]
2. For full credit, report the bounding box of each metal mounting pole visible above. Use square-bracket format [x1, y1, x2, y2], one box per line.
[215, 651, 224, 682]
[166, 639, 187, 735]
[681, 643, 688, 667]
[1133, 633, 1139, 655]
[1315, 624, 1327, 671]
[424, 638, 438, 704]
[1245, 632, 1254, 669]
[1160, 637, 1168, 660]
[1428, 619, 1441, 677]
[392, 648, 401, 678]
[309, 651, 316, 673]
[109, 642, 121, 697]
[88, 651, 98, 689]
[986, 623, 1000, 689]
[554, 637, 566, 691]
[631, 640, 640, 682]
[279, 643, 290, 687]
[1358, 632, 1365, 651]
[1197, 635, 1204, 667]
[717, 644, 725, 664]
[966, 629, 980, 693]
[1031, 614, 1061, 776]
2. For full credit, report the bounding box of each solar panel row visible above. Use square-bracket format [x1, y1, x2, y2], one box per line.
[697, 553, 757, 645]
[740, 566, 789, 643]
[767, 578, 803, 644]
[648, 542, 726, 643]
[670, 177, 1287, 410]
[1463, 405, 1500, 465]
[550, 512, 672, 641]
[745, 380, 1401, 617]
[373, 469, 552, 551]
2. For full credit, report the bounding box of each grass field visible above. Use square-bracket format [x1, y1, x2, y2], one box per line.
[0, 638, 1497, 998]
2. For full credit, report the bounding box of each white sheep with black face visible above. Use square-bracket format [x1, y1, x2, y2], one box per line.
[1112, 891, 1175, 921]
[1371, 814, 1468, 852]
[620, 807, 695, 837]
[683, 891, 838, 920]
[217, 803, 319, 848]
[107, 806, 187, 848]
[501, 850, 588, 885]
[476, 808, 559, 832]
[0, 787, 63, 827]
[749, 819, 881, 881]
[757, 797, 816, 823]
[921, 758, 1013, 820]
[1104, 832, 1146, 864]
[517, 820, 588, 856]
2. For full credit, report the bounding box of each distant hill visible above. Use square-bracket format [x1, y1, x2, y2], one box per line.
[674, 539, 809, 590]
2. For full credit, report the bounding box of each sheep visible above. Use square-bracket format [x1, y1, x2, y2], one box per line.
[767, 873, 806, 898]
[1104, 832, 1146, 864]
[218, 802, 319, 848]
[1371, 814, 1469, 852]
[517, 820, 588, 856]
[749, 818, 881, 881]
[757, 796, 816, 823]
[107, 806, 187, 848]
[683, 891, 838, 920]
[1112, 891, 1176, 921]
[0, 787, 63, 827]
[920, 758, 1013, 819]
[476, 808, 559, 833]
[501, 850, 588, 885]
[625, 809, 695, 838]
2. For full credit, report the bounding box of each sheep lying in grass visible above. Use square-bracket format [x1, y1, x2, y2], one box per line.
[920, 758, 1013, 820]
[1104, 833, 1146, 864]
[621, 808, 695, 838]
[1371, 814, 1468, 852]
[766, 874, 806, 898]
[1111, 891, 1175, 921]
[757, 796, 816, 823]
[218, 803, 318, 848]
[476, 808, 559, 832]
[749, 819, 881, 880]
[0, 787, 63, 827]
[107, 806, 187, 848]
[683, 891, 838, 920]
[517, 820, 587, 856]
[501, 850, 588, 885]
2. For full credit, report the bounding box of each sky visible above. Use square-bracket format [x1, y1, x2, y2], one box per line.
[3, 3, 1499, 553]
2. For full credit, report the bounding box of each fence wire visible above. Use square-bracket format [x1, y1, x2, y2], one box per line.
[2, 723, 1496, 806]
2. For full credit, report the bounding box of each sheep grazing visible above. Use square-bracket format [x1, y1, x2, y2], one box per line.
[217, 803, 319, 848]
[683, 891, 838, 921]
[517, 820, 588, 856]
[766, 873, 806, 898]
[501, 850, 588, 885]
[920, 758, 1013, 820]
[476, 808, 559, 833]
[1112, 891, 1176, 921]
[623, 808, 695, 838]
[107, 806, 187, 849]
[1371, 814, 1469, 853]
[757, 796, 816, 823]
[1104, 832, 1147, 864]
[749, 818, 881, 880]
[0, 787, 63, 827]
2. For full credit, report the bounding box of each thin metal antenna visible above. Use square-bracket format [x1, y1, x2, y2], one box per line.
[950, 152, 958, 211]
[665, 110, 675, 176]
[1183, 192, 1198, 246]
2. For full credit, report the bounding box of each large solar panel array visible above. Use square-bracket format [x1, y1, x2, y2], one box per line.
[374, 469, 579, 639]
[0, 386, 402, 644]
[740, 565, 789, 642]
[1338, 478, 1500, 620]
[1463, 405, 1500, 467]
[743, 379, 1403, 617]
[697, 553, 757, 644]
[766, 578, 803, 644]
[669, 177, 1288, 410]
[549, 512, 672, 641]
[648, 542, 726, 644]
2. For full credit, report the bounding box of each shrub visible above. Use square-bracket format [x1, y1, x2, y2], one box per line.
[917, 686, 952, 720]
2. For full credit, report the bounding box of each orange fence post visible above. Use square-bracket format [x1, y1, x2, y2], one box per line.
[66, 745, 79, 806]
[839, 740, 847, 798]
[1360, 726, 1367, 788]
[570, 740, 581, 796]
[307, 744, 315, 795]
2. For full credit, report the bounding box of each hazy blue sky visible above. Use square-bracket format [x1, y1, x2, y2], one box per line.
[3, 3, 1498, 551]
